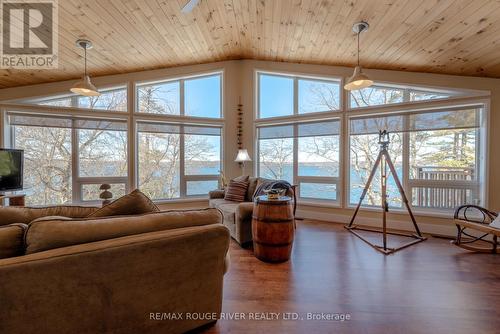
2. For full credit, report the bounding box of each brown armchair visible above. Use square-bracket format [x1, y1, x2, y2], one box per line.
[209, 177, 296, 246]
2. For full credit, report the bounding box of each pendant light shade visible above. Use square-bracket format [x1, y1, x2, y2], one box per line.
[71, 39, 100, 97]
[344, 22, 373, 91]
[70, 75, 100, 96]
[344, 66, 373, 91]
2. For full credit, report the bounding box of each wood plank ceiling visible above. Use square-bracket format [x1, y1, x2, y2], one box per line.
[1, 0, 500, 88]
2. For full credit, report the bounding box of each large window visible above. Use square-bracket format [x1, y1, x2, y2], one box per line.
[137, 123, 221, 200]
[135, 72, 223, 200]
[9, 113, 128, 205]
[349, 84, 457, 108]
[257, 70, 485, 214]
[258, 120, 340, 202]
[137, 73, 222, 118]
[5, 71, 224, 206]
[257, 72, 342, 202]
[258, 73, 340, 118]
[2, 67, 485, 216]
[32, 87, 128, 112]
[349, 107, 482, 211]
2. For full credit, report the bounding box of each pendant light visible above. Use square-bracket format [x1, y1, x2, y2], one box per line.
[70, 39, 100, 96]
[344, 21, 373, 91]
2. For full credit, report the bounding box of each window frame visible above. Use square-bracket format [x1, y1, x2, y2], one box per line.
[2, 69, 225, 206]
[346, 80, 481, 111]
[133, 71, 224, 202]
[136, 122, 223, 201]
[9, 115, 130, 205]
[256, 71, 343, 120]
[255, 69, 489, 215]
[135, 71, 223, 119]
[256, 119, 342, 206]
[345, 104, 487, 215]
[24, 85, 129, 112]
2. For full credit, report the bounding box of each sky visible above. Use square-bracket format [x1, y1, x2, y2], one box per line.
[185, 75, 221, 118]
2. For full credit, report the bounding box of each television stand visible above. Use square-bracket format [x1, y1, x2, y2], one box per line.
[0, 193, 26, 207]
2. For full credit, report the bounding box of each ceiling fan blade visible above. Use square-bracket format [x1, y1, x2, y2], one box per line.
[181, 0, 200, 13]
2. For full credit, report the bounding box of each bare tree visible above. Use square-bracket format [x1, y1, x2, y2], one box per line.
[16, 90, 129, 205]
[259, 138, 293, 181]
[137, 86, 217, 199]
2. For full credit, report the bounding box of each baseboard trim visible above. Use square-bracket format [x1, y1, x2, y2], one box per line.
[295, 209, 457, 238]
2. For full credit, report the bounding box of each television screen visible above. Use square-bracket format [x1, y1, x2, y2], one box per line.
[0, 149, 23, 192]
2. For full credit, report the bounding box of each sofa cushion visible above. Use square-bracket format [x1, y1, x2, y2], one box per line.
[209, 198, 237, 207]
[25, 208, 222, 254]
[0, 223, 27, 259]
[0, 205, 99, 226]
[87, 189, 159, 218]
[217, 203, 239, 226]
[224, 176, 249, 202]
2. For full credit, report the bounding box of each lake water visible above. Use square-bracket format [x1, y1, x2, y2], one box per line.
[154, 162, 404, 206]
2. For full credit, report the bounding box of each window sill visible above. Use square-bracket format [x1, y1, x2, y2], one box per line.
[297, 200, 341, 208]
[297, 200, 456, 219]
[345, 204, 455, 219]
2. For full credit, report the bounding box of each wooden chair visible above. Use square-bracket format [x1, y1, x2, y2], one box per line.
[453, 205, 500, 253]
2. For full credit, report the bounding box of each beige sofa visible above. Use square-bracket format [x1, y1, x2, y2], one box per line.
[209, 177, 296, 246]
[0, 206, 230, 334]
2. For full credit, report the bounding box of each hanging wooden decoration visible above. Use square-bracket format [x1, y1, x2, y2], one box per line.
[237, 97, 243, 150]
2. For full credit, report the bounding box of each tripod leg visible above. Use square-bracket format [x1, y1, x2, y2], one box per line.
[384, 151, 423, 237]
[381, 154, 388, 251]
[348, 151, 383, 227]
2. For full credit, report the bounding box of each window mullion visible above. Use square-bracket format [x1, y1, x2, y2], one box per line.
[180, 125, 186, 197]
[293, 125, 298, 188]
[293, 79, 298, 187]
[180, 79, 185, 116]
[475, 127, 482, 205]
[402, 115, 410, 204]
[293, 77, 298, 116]
[340, 112, 348, 208]
[128, 80, 136, 192]
[71, 124, 80, 203]
[72, 92, 82, 202]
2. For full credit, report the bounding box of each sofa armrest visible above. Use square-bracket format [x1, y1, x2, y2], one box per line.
[0, 225, 230, 334]
[236, 202, 254, 222]
[209, 189, 226, 199]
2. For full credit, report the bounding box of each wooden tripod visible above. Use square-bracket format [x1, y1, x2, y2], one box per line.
[345, 131, 426, 255]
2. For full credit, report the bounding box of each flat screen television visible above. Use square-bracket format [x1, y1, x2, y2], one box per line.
[0, 149, 23, 192]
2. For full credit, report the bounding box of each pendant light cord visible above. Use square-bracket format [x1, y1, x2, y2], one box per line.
[357, 31, 360, 67]
[84, 46, 87, 77]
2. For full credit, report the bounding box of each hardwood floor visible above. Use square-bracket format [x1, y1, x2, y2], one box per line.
[201, 220, 500, 334]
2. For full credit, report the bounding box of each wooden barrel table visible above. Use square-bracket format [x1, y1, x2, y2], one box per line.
[252, 195, 294, 263]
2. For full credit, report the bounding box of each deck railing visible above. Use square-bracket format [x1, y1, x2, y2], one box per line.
[413, 166, 476, 209]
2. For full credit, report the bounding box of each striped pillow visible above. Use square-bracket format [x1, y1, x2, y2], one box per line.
[225, 178, 250, 202]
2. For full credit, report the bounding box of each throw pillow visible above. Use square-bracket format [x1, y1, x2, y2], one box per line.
[87, 189, 159, 218]
[233, 175, 249, 183]
[225, 176, 249, 202]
